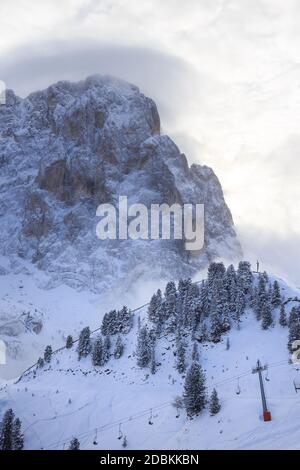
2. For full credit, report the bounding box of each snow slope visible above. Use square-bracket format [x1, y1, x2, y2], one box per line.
[1, 273, 300, 450]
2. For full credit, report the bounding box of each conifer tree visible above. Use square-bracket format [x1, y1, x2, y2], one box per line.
[0, 408, 14, 450]
[37, 357, 44, 368]
[198, 322, 208, 343]
[114, 335, 124, 359]
[256, 274, 267, 321]
[288, 313, 300, 353]
[183, 362, 206, 416]
[77, 327, 92, 360]
[192, 342, 200, 362]
[199, 280, 210, 317]
[279, 304, 287, 327]
[136, 326, 151, 368]
[103, 335, 111, 364]
[66, 335, 73, 349]
[12, 417, 24, 450]
[101, 310, 118, 335]
[175, 331, 187, 373]
[289, 306, 300, 327]
[164, 281, 177, 320]
[261, 301, 273, 330]
[150, 344, 156, 375]
[237, 261, 253, 295]
[92, 336, 103, 366]
[209, 388, 221, 415]
[235, 283, 246, 329]
[148, 290, 162, 324]
[44, 345, 53, 363]
[210, 310, 222, 343]
[226, 264, 237, 313]
[68, 437, 80, 450]
[118, 306, 133, 334]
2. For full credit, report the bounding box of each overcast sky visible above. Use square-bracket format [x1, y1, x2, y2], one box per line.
[1, 0, 299, 285]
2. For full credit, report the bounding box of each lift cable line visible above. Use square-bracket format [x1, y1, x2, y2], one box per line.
[45, 363, 282, 450]
[10, 357, 296, 450]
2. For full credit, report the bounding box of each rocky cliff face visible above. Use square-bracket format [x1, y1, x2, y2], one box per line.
[0, 75, 241, 292]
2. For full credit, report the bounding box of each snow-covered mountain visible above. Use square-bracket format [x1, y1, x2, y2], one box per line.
[0, 75, 240, 295]
[1, 263, 300, 450]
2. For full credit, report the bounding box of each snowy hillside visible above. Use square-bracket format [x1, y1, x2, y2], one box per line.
[1, 262, 300, 450]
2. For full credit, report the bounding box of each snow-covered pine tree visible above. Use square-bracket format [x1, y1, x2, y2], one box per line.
[66, 335, 73, 349]
[256, 274, 268, 321]
[226, 264, 237, 314]
[114, 335, 124, 359]
[147, 290, 162, 324]
[12, 417, 24, 450]
[199, 280, 210, 317]
[118, 306, 133, 334]
[288, 306, 300, 327]
[261, 300, 273, 330]
[212, 277, 230, 334]
[250, 285, 258, 312]
[92, 336, 103, 366]
[37, 357, 44, 368]
[209, 388, 221, 415]
[263, 271, 269, 284]
[207, 263, 226, 315]
[101, 310, 118, 335]
[175, 331, 187, 374]
[237, 261, 253, 295]
[77, 326, 92, 360]
[234, 282, 246, 329]
[103, 335, 111, 364]
[136, 326, 151, 368]
[178, 278, 192, 299]
[197, 322, 208, 343]
[68, 437, 80, 450]
[279, 304, 287, 327]
[164, 281, 177, 320]
[210, 310, 222, 343]
[183, 362, 206, 416]
[150, 344, 156, 374]
[192, 342, 199, 362]
[44, 345, 52, 363]
[288, 308, 300, 353]
[0, 408, 14, 450]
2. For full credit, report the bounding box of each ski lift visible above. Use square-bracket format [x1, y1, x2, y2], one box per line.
[148, 408, 154, 425]
[118, 423, 123, 440]
[93, 428, 98, 446]
[235, 377, 241, 395]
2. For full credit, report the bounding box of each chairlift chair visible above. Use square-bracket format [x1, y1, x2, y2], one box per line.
[118, 423, 123, 440]
[93, 428, 98, 445]
[236, 378, 241, 395]
[148, 408, 154, 425]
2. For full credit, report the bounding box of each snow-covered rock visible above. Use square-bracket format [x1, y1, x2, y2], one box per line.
[0, 75, 241, 293]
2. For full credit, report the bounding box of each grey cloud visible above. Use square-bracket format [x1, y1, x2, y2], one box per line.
[0, 39, 199, 129]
